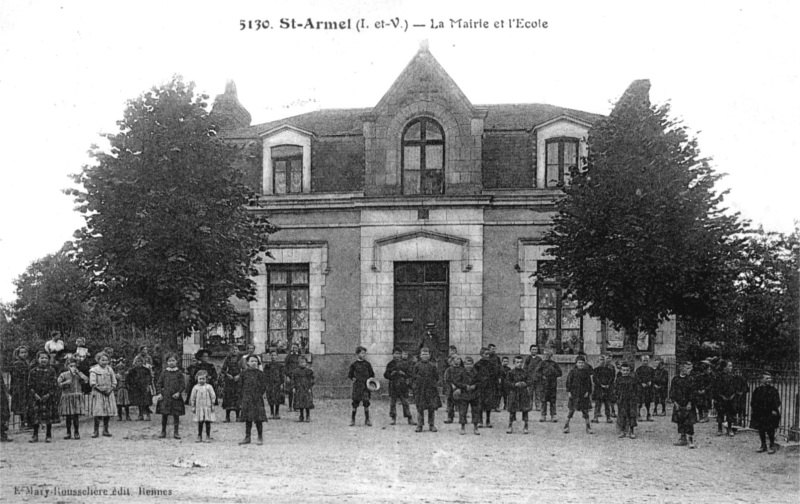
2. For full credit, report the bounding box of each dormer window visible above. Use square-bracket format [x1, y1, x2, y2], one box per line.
[402, 118, 444, 195]
[545, 137, 579, 188]
[272, 145, 303, 194]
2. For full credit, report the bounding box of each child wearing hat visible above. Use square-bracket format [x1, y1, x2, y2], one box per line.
[563, 355, 594, 434]
[348, 346, 375, 426]
[652, 357, 670, 416]
[452, 356, 480, 435]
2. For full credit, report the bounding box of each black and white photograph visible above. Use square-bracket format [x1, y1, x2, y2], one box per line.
[1, 1, 798, 502]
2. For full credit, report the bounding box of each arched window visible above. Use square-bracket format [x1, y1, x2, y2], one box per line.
[402, 118, 444, 195]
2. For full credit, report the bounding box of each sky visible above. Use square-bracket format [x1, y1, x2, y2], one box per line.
[0, 0, 798, 304]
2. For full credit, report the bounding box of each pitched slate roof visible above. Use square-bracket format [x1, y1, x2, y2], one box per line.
[221, 103, 603, 140]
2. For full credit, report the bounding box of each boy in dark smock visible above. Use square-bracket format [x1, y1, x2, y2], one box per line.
[652, 357, 670, 416]
[536, 351, 562, 422]
[592, 354, 615, 423]
[348, 346, 375, 427]
[750, 372, 781, 454]
[563, 355, 594, 434]
[452, 356, 480, 435]
[693, 363, 712, 422]
[613, 361, 639, 438]
[635, 355, 655, 421]
[474, 347, 498, 428]
[384, 347, 413, 425]
[505, 356, 532, 434]
[522, 345, 542, 410]
[670, 361, 697, 448]
[713, 360, 738, 437]
[413, 347, 441, 432]
[442, 355, 461, 423]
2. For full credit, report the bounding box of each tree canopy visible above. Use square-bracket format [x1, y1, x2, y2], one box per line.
[67, 76, 275, 348]
[543, 80, 745, 357]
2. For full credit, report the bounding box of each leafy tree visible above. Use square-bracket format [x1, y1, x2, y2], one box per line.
[67, 76, 275, 351]
[542, 80, 745, 360]
[11, 244, 91, 339]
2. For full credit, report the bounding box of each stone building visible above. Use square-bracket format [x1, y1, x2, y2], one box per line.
[185, 44, 676, 384]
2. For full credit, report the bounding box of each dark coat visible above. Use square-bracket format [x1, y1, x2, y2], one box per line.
[348, 360, 375, 402]
[523, 355, 542, 384]
[239, 367, 268, 421]
[155, 368, 186, 416]
[474, 358, 498, 409]
[565, 366, 593, 411]
[126, 365, 153, 408]
[0, 374, 9, 423]
[384, 359, 411, 398]
[290, 367, 315, 410]
[413, 360, 442, 410]
[10, 358, 31, 413]
[750, 384, 781, 431]
[592, 364, 615, 401]
[27, 365, 60, 424]
[263, 361, 286, 406]
[670, 374, 697, 425]
[505, 368, 532, 412]
[451, 366, 479, 402]
[220, 355, 242, 410]
[653, 366, 670, 398]
[536, 360, 562, 400]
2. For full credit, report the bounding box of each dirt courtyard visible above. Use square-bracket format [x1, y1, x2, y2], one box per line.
[1, 398, 798, 504]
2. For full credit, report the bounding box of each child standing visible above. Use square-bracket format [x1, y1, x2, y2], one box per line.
[652, 357, 670, 416]
[442, 354, 460, 424]
[28, 351, 60, 442]
[264, 349, 286, 419]
[384, 347, 413, 425]
[505, 356, 532, 434]
[348, 346, 375, 427]
[0, 365, 10, 442]
[536, 351, 562, 422]
[592, 354, 615, 424]
[190, 370, 216, 443]
[714, 360, 738, 437]
[291, 356, 315, 422]
[127, 357, 153, 421]
[239, 355, 267, 445]
[156, 353, 185, 440]
[58, 358, 88, 440]
[500, 357, 512, 411]
[635, 355, 655, 421]
[613, 361, 638, 439]
[115, 361, 131, 421]
[89, 352, 118, 438]
[412, 347, 441, 433]
[750, 372, 781, 454]
[474, 348, 497, 428]
[10, 346, 31, 429]
[452, 356, 480, 435]
[670, 361, 697, 448]
[220, 345, 242, 422]
[564, 355, 594, 434]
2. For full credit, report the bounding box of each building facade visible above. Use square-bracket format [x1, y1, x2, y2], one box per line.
[185, 45, 676, 384]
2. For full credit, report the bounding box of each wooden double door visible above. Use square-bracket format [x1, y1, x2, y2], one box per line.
[393, 261, 449, 358]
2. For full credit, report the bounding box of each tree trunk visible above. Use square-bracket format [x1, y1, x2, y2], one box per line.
[623, 326, 638, 367]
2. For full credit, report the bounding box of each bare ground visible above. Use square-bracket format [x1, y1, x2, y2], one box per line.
[1, 398, 798, 504]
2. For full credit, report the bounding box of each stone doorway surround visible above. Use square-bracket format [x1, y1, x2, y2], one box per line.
[360, 209, 484, 373]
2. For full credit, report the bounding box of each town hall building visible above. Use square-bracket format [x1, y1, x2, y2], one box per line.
[186, 43, 676, 384]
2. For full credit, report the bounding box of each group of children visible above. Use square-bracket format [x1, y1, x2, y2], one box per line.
[0, 341, 785, 455]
